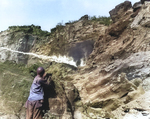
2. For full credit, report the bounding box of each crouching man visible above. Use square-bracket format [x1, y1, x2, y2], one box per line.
[25, 67, 51, 119]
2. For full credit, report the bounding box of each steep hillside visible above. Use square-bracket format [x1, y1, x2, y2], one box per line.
[73, 1, 150, 119]
[0, 17, 108, 67]
[0, 15, 109, 118]
[1, 0, 150, 119]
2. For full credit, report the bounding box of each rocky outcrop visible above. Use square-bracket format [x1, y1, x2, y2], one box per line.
[43, 81, 79, 119]
[141, 0, 150, 4]
[74, 72, 140, 104]
[41, 16, 107, 66]
[108, 10, 132, 37]
[2, 1, 150, 119]
[73, 1, 150, 118]
[0, 18, 107, 67]
[109, 1, 132, 23]
[133, 2, 142, 12]
[0, 18, 108, 119]
[131, 1, 150, 28]
[0, 31, 36, 64]
[79, 14, 88, 21]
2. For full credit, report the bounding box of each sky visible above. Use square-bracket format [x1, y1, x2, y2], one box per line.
[0, 0, 139, 32]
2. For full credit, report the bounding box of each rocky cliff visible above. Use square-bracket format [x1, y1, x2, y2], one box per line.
[0, 15, 108, 119]
[1, 0, 150, 119]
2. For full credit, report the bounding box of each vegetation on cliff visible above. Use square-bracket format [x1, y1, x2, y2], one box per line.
[8, 24, 50, 37]
[51, 15, 111, 33]
[0, 14, 112, 118]
[89, 16, 112, 26]
[0, 59, 78, 117]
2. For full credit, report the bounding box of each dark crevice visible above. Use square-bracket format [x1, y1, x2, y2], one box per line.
[120, 92, 128, 98]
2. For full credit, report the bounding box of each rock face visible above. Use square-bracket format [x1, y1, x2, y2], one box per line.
[141, 0, 150, 4]
[42, 15, 107, 66]
[109, 1, 132, 22]
[0, 17, 107, 67]
[73, 1, 150, 118]
[131, 1, 150, 28]
[0, 31, 36, 64]
[0, 17, 108, 119]
[2, 1, 150, 119]
[133, 2, 142, 12]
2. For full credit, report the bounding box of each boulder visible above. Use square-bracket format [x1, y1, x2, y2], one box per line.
[73, 72, 138, 107]
[79, 15, 88, 21]
[107, 10, 132, 37]
[109, 1, 132, 23]
[131, 1, 150, 28]
[43, 80, 80, 119]
[133, 1, 142, 12]
[141, 0, 150, 4]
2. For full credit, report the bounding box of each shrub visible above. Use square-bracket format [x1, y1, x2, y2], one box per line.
[8, 24, 50, 37]
[89, 16, 112, 26]
[27, 64, 40, 77]
[50, 22, 65, 33]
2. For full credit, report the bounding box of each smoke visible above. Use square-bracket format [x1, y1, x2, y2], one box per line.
[0, 47, 85, 67]
[68, 40, 94, 66]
